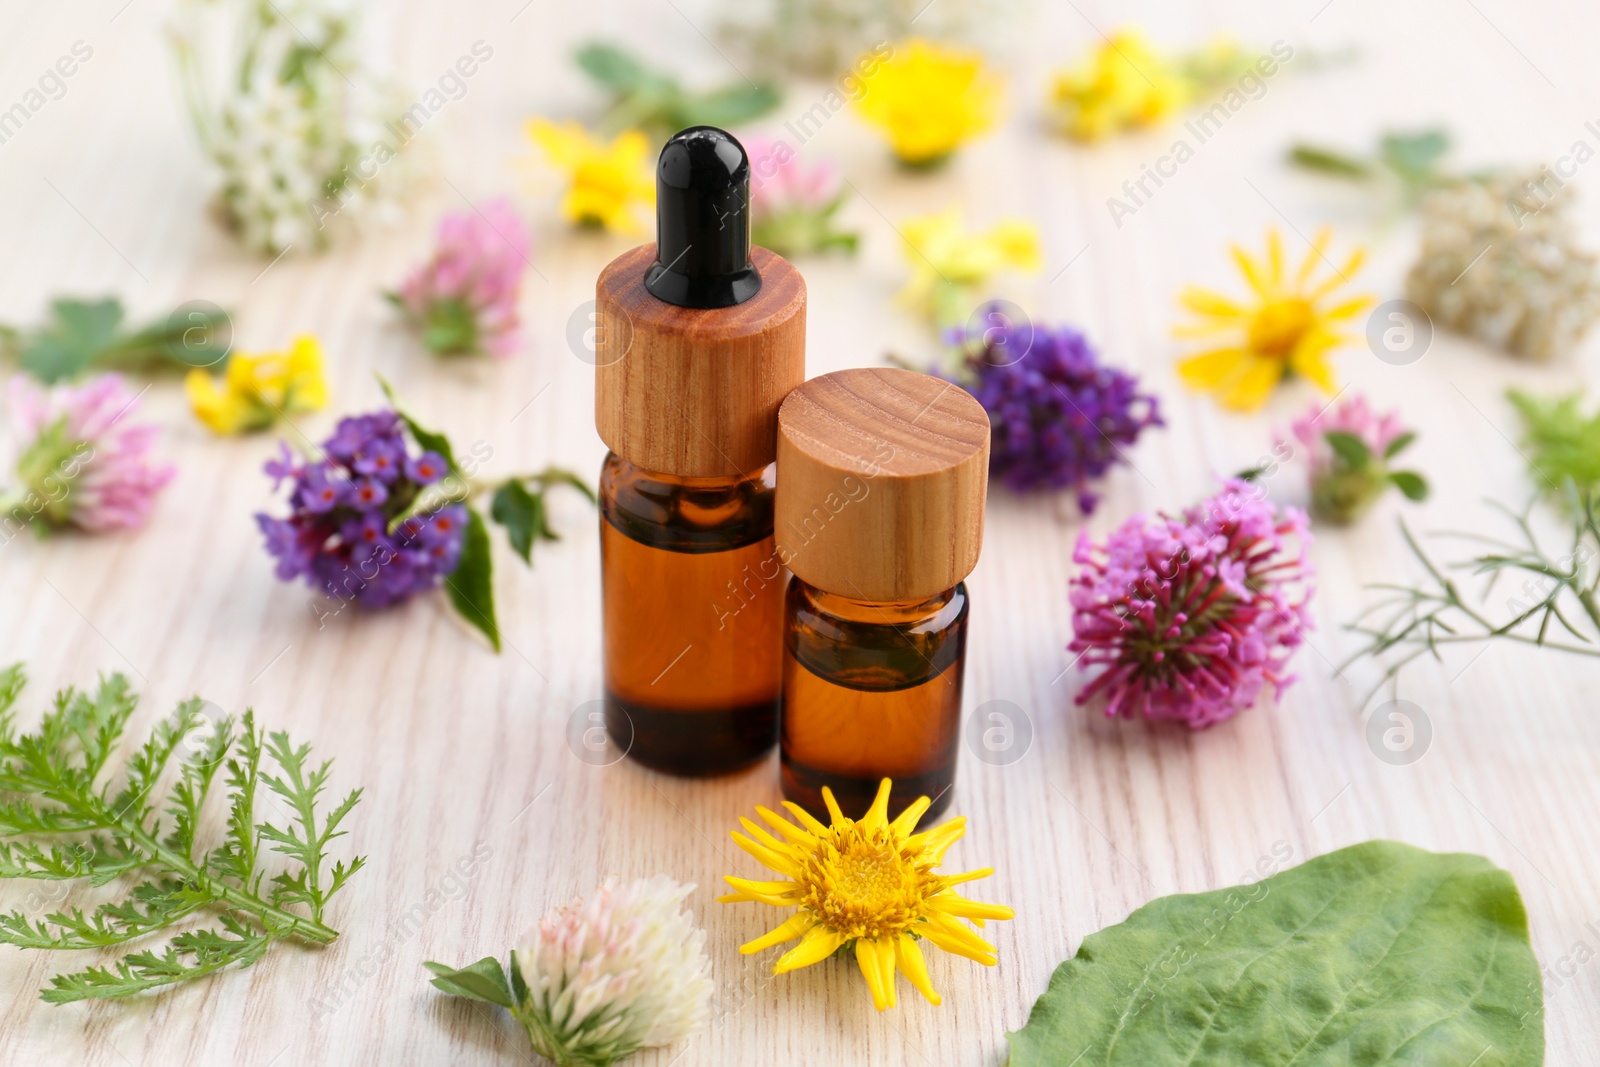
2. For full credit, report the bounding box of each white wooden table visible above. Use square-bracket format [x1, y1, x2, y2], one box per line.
[0, 0, 1596, 1063]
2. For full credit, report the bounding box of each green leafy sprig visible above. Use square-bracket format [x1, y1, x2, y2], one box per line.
[1287, 129, 1479, 213]
[0, 665, 364, 1003]
[378, 377, 595, 653]
[576, 42, 780, 137]
[0, 297, 232, 383]
[1508, 387, 1600, 505]
[1344, 489, 1600, 705]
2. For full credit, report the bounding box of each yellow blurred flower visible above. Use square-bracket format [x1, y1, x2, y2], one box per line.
[854, 40, 1001, 165]
[1176, 228, 1374, 411]
[185, 335, 328, 435]
[719, 778, 1013, 1011]
[898, 206, 1042, 325]
[526, 118, 654, 233]
[1051, 29, 1191, 142]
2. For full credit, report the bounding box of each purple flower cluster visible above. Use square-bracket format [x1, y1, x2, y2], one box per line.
[955, 303, 1162, 511]
[256, 410, 464, 609]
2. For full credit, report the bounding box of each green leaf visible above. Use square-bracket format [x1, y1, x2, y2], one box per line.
[490, 480, 542, 564]
[1287, 144, 1372, 179]
[376, 374, 460, 477]
[0, 671, 362, 1003]
[18, 299, 125, 383]
[1323, 430, 1372, 469]
[1507, 387, 1600, 504]
[424, 956, 515, 1008]
[677, 83, 782, 129]
[1380, 128, 1451, 179]
[444, 506, 501, 652]
[575, 42, 671, 94]
[1382, 430, 1417, 459]
[1007, 841, 1543, 1066]
[1389, 470, 1430, 501]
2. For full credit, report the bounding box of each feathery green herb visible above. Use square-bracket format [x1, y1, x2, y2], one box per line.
[0, 666, 364, 1003]
[1344, 489, 1600, 705]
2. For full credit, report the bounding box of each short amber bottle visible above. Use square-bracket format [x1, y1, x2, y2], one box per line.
[773, 368, 990, 820]
[594, 127, 806, 776]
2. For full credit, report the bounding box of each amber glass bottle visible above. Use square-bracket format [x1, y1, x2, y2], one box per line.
[599, 455, 785, 774]
[593, 126, 806, 776]
[774, 368, 990, 821]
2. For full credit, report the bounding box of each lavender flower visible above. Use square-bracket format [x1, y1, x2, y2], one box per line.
[257, 410, 462, 609]
[953, 304, 1162, 511]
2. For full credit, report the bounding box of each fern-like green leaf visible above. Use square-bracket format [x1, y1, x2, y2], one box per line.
[0, 666, 364, 1003]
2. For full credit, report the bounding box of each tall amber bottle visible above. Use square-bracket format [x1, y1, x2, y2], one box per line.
[774, 368, 990, 820]
[594, 127, 806, 776]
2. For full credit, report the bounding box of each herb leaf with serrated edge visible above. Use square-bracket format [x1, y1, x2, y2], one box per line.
[0, 666, 363, 1003]
[1007, 841, 1543, 1066]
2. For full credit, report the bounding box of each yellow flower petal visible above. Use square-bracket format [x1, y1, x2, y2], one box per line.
[1266, 229, 1285, 290]
[720, 876, 801, 906]
[926, 892, 1017, 922]
[856, 936, 896, 1011]
[778, 801, 830, 838]
[740, 912, 815, 954]
[755, 805, 814, 844]
[1295, 227, 1332, 288]
[1176, 347, 1247, 391]
[1219, 355, 1284, 411]
[821, 786, 847, 827]
[895, 934, 941, 1005]
[889, 795, 931, 838]
[774, 925, 848, 974]
[1231, 244, 1271, 298]
[860, 778, 893, 833]
[1179, 287, 1249, 319]
[730, 831, 799, 876]
[1289, 336, 1339, 393]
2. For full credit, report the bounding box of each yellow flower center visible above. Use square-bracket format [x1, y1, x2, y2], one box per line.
[799, 823, 936, 942]
[1248, 298, 1314, 357]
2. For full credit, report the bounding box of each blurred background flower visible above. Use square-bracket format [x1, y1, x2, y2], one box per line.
[1050, 30, 1189, 142]
[186, 335, 328, 434]
[949, 304, 1162, 511]
[169, 0, 421, 254]
[526, 119, 655, 232]
[1176, 227, 1372, 411]
[3, 374, 175, 533]
[898, 207, 1041, 328]
[743, 135, 858, 257]
[1284, 394, 1427, 525]
[1407, 172, 1600, 361]
[854, 39, 1001, 166]
[388, 198, 531, 357]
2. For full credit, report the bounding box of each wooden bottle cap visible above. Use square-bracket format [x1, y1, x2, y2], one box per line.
[595, 244, 806, 478]
[776, 368, 990, 602]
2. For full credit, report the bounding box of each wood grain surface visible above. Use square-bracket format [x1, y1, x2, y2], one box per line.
[596, 243, 806, 476]
[0, 1, 1597, 1065]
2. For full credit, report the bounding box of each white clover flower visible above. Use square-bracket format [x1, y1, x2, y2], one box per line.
[512, 877, 712, 1066]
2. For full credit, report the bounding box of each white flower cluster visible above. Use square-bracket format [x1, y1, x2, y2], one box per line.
[514, 877, 712, 1066]
[1407, 171, 1600, 362]
[171, 0, 420, 254]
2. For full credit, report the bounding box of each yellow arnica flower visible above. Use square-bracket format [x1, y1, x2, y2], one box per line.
[1051, 29, 1190, 142]
[184, 335, 328, 435]
[526, 118, 654, 233]
[719, 778, 1013, 1012]
[854, 40, 1001, 165]
[899, 206, 1042, 324]
[1176, 228, 1375, 411]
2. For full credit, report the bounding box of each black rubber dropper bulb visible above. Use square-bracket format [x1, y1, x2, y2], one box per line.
[645, 126, 762, 309]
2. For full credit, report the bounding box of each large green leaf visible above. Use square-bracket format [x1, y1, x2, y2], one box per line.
[1008, 841, 1543, 1066]
[444, 506, 500, 653]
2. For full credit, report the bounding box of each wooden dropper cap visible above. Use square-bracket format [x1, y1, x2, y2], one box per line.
[775, 368, 991, 603]
[595, 127, 806, 478]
